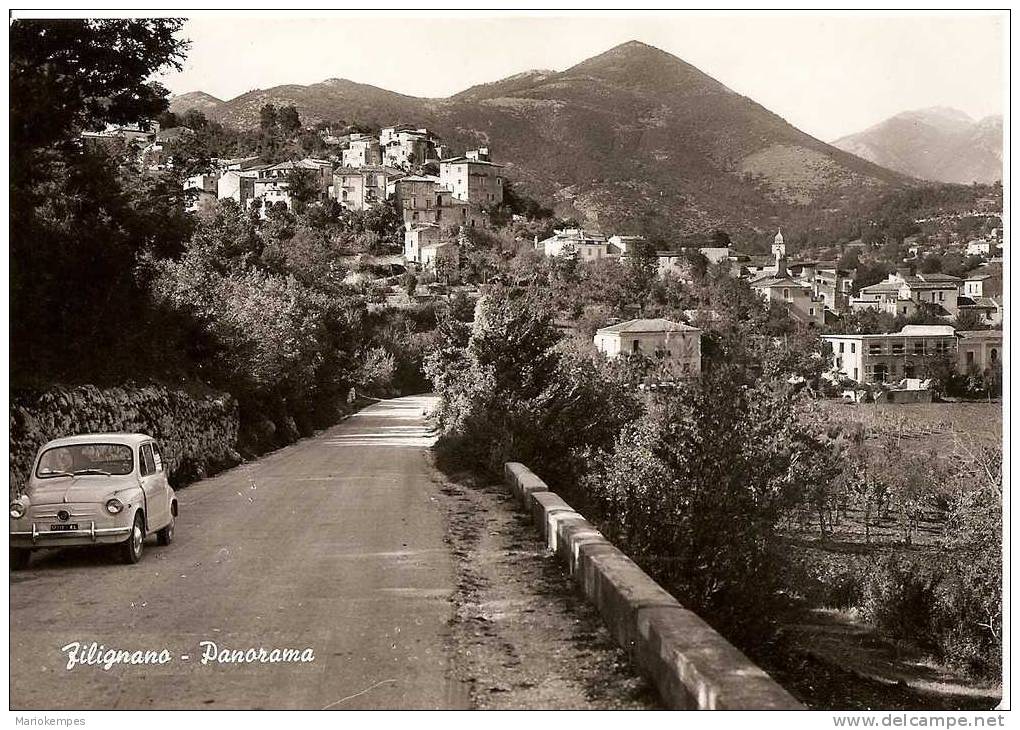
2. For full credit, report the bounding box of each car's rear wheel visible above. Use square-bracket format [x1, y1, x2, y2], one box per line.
[156, 512, 175, 546]
[10, 548, 31, 571]
[120, 513, 145, 564]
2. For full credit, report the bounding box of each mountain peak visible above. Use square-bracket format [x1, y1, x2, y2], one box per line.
[565, 39, 724, 95]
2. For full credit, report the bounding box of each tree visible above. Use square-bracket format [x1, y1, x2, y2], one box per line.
[10, 19, 186, 155]
[181, 108, 209, 131]
[278, 105, 301, 136]
[954, 308, 985, 332]
[584, 367, 837, 647]
[285, 167, 320, 212]
[10, 19, 190, 382]
[710, 229, 732, 247]
[156, 110, 180, 129]
[259, 103, 278, 132]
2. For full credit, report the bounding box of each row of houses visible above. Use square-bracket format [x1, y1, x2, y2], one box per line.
[850, 267, 1003, 325]
[588, 316, 1001, 395]
[532, 226, 1003, 335]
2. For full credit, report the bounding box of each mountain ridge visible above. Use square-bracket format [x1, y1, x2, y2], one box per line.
[170, 40, 916, 238]
[832, 107, 1002, 185]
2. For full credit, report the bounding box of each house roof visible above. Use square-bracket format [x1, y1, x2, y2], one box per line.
[900, 325, 957, 336]
[823, 325, 958, 341]
[335, 165, 404, 177]
[394, 174, 442, 184]
[964, 273, 994, 281]
[957, 330, 1003, 341]
[540, 229, 608, 246]
[751, 276, 808, 289]
[597, 318, 699, 335]
[440, 157, 503, 168]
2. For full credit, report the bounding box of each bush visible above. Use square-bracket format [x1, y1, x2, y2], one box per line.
[858, 550, 1000, 678]
[581, 367, 838, 649]
[425, 286, 642, 488]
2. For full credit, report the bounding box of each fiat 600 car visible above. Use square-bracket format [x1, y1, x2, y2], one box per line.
[10, 434, 178, 569]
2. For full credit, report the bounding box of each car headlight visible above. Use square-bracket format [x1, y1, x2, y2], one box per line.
[9, 502, 25, 520]
[105, 498, 124, 515]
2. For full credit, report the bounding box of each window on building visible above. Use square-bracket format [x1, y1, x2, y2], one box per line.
[892, 342, 904, 356]
[869, 343, 882, 355]
[809, 308, 815, 316]
[783, 288, 790, 300]
[632, 340, 640, 353]
[991, 348, 998, 362]
[851, 343, 856, 353]
[914, 342, 925, 356]
[966, 351, 975, 365]
[839, 342, 845, 354]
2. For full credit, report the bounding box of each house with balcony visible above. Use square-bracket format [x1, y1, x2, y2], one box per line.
[822, 325, 959, 384]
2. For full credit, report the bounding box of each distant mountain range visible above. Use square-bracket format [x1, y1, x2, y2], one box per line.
[172, 41, 919, 238]
[832, 107, 1002, 185]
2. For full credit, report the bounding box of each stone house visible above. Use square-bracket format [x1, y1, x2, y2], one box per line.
[342, 134, 382, 168]
[594, 319, 702, 376]
[439, 156, 504, 207]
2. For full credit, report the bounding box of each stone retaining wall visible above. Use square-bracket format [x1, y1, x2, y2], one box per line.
[10, 385, 241, 496]
[504, 461, 803, 710]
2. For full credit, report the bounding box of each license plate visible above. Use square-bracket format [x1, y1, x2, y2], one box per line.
[50, 524, 79, 531]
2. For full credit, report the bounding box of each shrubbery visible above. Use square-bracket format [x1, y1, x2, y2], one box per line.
[425, 285, 642, 491]
[583, 367, 837, 648]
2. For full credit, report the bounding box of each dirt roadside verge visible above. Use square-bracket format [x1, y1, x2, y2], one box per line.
[430, 462, 660, 710]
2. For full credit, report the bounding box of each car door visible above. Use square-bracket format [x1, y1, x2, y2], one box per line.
[151, 440, 174, 515]
[138, 443, 169, 530]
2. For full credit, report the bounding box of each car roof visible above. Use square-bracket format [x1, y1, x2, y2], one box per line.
[41, 433, 154, 449]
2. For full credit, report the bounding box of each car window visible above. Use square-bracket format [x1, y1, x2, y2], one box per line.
[151, 441, 163, 472]
[140, 444, 156, 477]
[36, 444, 134, 477]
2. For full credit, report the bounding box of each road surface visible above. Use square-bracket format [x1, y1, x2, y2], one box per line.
[9, 395, 471, 710]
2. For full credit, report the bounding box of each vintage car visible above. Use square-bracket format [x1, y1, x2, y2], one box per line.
[10, 433, 178, 569]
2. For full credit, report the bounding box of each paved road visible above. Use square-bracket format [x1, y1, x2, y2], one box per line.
[10, 395, 470, 710]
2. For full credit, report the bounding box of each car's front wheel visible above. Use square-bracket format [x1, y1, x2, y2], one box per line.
[156, 512, 175, 546]
[120, 513, 145, 564]
[10, 548, 31, 571]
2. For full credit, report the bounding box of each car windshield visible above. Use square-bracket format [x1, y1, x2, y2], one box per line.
[36, 444, 134, 478]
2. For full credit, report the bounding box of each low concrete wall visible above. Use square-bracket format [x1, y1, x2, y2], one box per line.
[504, 462, 803, 710]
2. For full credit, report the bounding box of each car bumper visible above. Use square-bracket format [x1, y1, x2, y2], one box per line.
[10, 521, 132, 548]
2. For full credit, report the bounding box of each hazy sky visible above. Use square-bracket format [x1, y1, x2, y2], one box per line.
[157, 12, 1005, 141]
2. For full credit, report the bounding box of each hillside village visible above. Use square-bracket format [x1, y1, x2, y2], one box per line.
[82, 113, 1006, 405]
